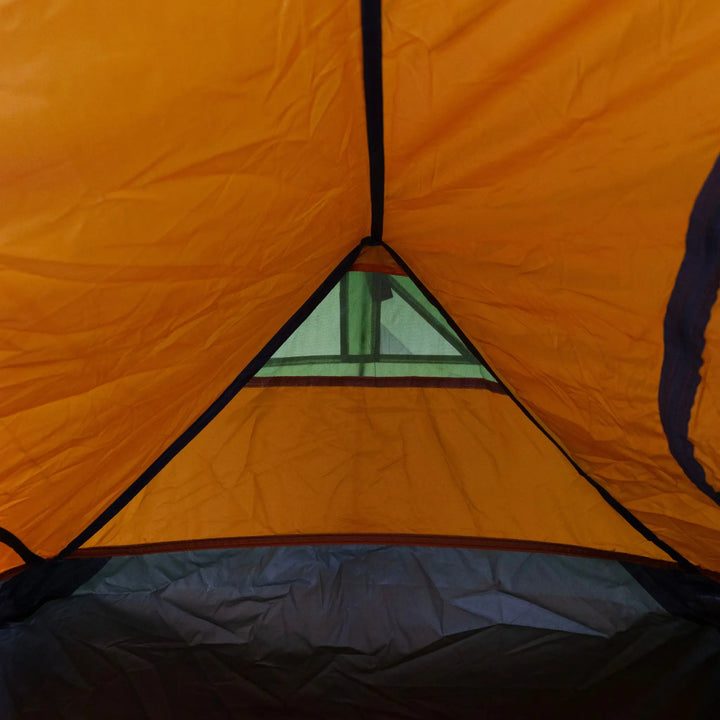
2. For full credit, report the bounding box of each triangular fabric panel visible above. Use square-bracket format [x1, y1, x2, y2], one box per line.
[81, 254, 669, 563]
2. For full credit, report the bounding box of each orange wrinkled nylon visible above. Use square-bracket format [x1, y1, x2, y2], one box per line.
[2, 0, 720, 573]
[88, 386, 669, 562]
[384, 0, 720, 570]
[0, 1, 369, 561]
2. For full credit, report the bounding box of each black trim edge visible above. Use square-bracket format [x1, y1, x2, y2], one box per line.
[58, 243, 366, 557]
[361, 0, 385, 243]
[659, 153, 720, 505]
[379, 240, 695, 571]
[246, 376, 504, 391]
[0, 526, 42, 566]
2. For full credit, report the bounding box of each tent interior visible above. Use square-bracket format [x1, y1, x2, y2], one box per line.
[2, 1, 720, 718]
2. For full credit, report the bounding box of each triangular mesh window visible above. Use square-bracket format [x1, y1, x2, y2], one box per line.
[254, 269, 496, 382]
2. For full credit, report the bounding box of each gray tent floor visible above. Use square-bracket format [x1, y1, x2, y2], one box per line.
[2, 546, 720, 719]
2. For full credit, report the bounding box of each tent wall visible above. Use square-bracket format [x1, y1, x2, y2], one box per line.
[1, 1, 720, 574]
[0, 2, 369, 566]
[382, 0, 720, 570]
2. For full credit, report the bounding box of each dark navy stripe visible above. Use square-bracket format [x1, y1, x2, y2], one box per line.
[660, 154, 720, 505]
[59, 243, 365, 557]
[380, 241, 694, 570]
[360, 0, 385, 242]
[0, 527, 42, 566]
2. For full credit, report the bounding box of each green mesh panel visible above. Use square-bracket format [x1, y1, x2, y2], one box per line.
[255, 271, 495, 380]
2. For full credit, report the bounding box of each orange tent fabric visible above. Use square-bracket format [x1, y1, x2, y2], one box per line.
[1, 0, 720, 576]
